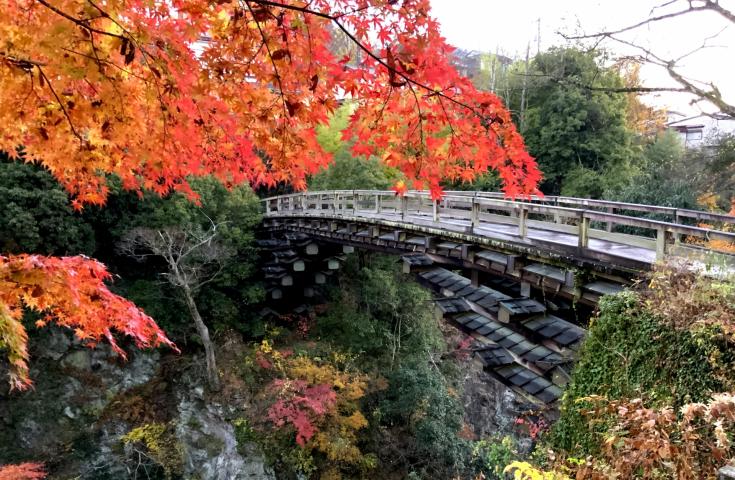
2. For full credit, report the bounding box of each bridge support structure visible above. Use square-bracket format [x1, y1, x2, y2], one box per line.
[258, 189, 735, 409]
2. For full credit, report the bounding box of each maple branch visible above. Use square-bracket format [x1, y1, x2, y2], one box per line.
[247, 0, 495, 124]
[36, 0, 175, 151]
[35, 0, 125, 40]
[407, 82, 425, 152]
[333, 4, 374, 19]
[371, 86, 394, 129]
[243, 0, 291, 162]
[0, 53, 46, 70]
[35, 66, 84, 145]
[58, 46, 146, 81]
[436, 94, 473, 150]
[82, 0, 172, 148]
[231, 40, 266, 73]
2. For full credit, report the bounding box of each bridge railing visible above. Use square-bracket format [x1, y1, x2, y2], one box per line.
[442, 191, 735, 226]
[262, 190, 735, 261]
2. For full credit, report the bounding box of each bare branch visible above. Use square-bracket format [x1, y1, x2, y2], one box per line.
[558, 1, 735, 119]
[517, 71, 690, 94]
[560, 0, 733, 42]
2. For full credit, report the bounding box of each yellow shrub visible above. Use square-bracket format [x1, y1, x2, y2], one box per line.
[504, 461, 571, 480]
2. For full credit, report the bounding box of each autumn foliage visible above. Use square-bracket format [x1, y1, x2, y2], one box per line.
[255, 341, 372, 476]
[0, 254, 174, 390]
[268, 379, 337, 446]
[643, 263, 735, 338]
[567, 393, 735, 479]
[0, 462, 46, 480]
[0, 0, 539, 201]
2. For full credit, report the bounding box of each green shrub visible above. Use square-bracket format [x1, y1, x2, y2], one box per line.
[550, 291, 735, 454]
[471, 436, 519, 479]
[121, 422, 184, 478]
[233, 418, 258, 451]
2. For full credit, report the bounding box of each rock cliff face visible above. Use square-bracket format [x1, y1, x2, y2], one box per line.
[446, 323, 557, 454]
[2, 326, 547, 479]
[0, 329, 274, 480]
[461, 359, 531, 438]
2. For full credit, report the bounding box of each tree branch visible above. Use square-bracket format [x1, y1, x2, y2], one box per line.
[35, 0, 125, 40]
[558, 0, 735, 119]
[246, 0, 498, 124]
[36, 66, 85, 144]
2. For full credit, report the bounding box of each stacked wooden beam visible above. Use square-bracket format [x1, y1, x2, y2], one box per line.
[257, 232, 347, 301]
[419, 264, 585, 406]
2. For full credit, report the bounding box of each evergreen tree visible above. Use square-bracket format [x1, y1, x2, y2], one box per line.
[519, 48, 637, 196]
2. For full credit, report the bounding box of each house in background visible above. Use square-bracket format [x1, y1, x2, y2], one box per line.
[667, 111, 735, 148]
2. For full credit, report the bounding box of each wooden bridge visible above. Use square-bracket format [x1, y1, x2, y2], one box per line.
[262, 190, 735, 271]
[258, 190, 735, 407]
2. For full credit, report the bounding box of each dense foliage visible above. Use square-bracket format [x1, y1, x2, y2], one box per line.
[0, 462, 46, 480]
[309, 105, 398, 191]
[518, 48, 636, 196]
[605, 130, 699, 209]
[0, 252, 176, 390]
[551, 291, 735, 455]
[518, 266, 735, 479]
[105, 176, 263, 337]
[0, 155, 94, 256]
[698, 133, 735, 212]
[0, 162, 262, 390]
[234, 255, 473, 479]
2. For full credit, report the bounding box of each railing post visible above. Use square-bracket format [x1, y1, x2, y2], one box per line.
[318, 194, 324, 211]
[432, 199, 439, 222]
[578, 212, 590, 249]
[656, 227, 672, 260]
[266, 199, 272, 214]
[333, 193, 338, 215]
[375, 194, 381, 214]
[471, 197, 480, 231]
[674, 209, 681, 245]
[606, 206, 614, 233]
[518, 206, 528, 239]
[401, 195, 408, 221]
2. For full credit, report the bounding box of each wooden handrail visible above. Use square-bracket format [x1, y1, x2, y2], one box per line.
[440, 190, 735, 225]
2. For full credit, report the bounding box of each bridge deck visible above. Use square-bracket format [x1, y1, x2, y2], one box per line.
[372, 209, 657, 265]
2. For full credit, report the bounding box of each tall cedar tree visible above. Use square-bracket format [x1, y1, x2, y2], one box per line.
[0, 0, 540, 389]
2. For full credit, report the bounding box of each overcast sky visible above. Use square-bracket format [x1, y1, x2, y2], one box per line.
[429, 0, 735, 116]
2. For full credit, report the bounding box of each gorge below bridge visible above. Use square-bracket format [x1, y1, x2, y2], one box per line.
[257, 190, 735, 409]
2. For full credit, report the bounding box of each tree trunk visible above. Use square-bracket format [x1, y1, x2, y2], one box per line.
[182, 284, 220, 391]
